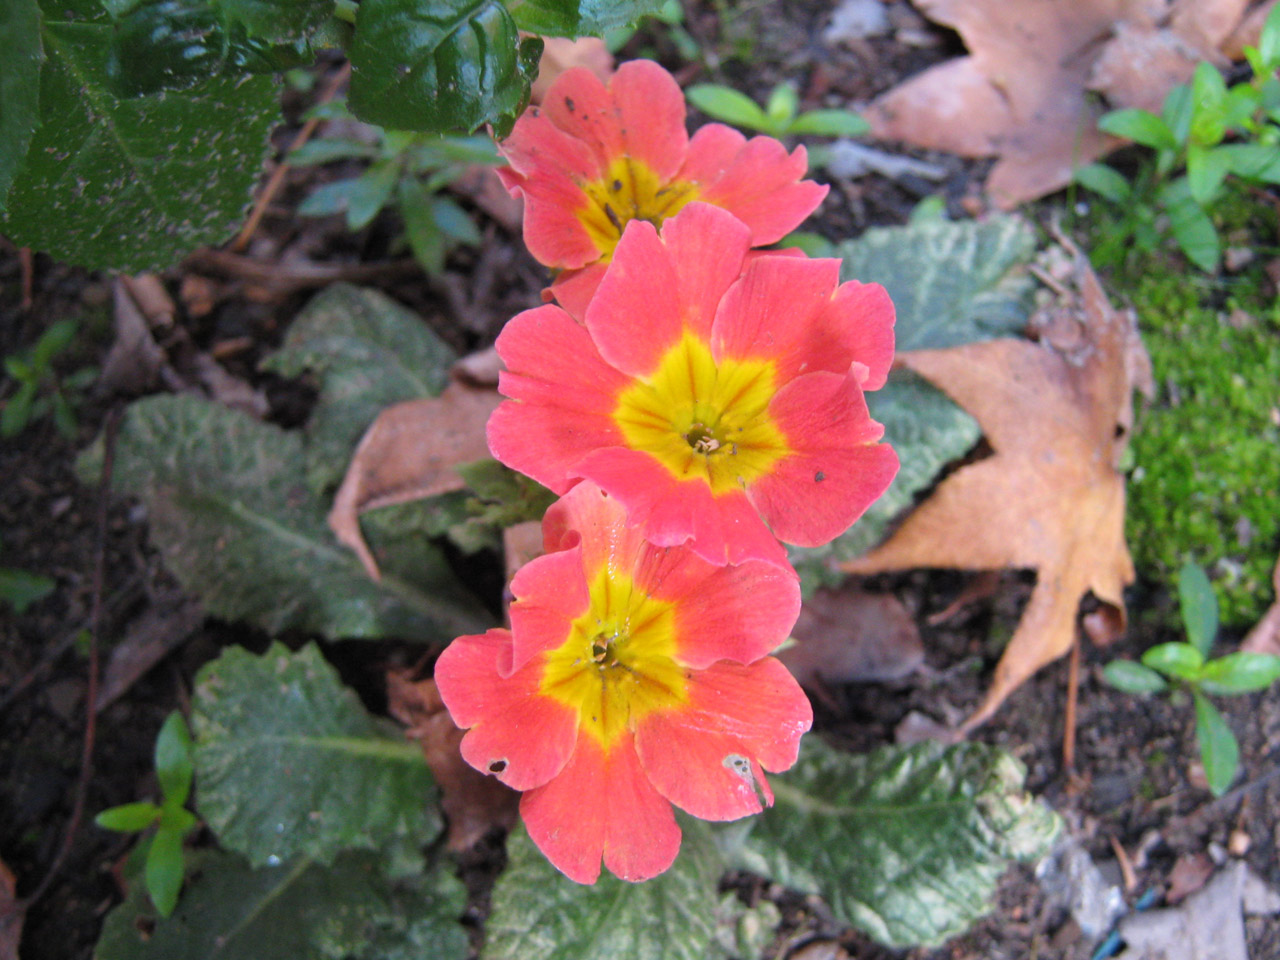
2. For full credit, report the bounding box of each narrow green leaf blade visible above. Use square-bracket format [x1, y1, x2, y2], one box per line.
[95, 849, 469, 960]
[260, 283, 458, 492]
[1178, 562, 1219, 656]
[1193, 690, 1238, 796]
[483, 822, 722, 960]
[1098, 108, 1177, 150]
[0, 0, 43, 211]
[685, 84, 770, 131]
[192, 642, 440, 867]
[154, 711, 194, 809]
[90, 394, 488, 640]
[788, 109, 870, 137]
[95, 802, 162, 832]
[1102, 659, 1169, 695]
[348, 0, 540, 135]
[728, 739, 1060, 948]
[1141, 641, 1205, 679]
[1199, 652, 1280, 695]
[1, 17, 277, 271]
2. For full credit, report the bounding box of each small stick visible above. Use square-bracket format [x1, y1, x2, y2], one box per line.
[1109, 835, 1137, 892]
[230, 62, 352, 253]
[1062, 635, 1081, 771]
[19, 247, 34, 310]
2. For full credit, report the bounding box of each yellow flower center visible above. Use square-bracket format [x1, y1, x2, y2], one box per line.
[613, 332, 790, 495]
[539, 569, 688, 747]
[576, 157, 699, 260]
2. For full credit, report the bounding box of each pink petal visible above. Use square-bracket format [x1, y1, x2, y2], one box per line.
[572, 446, 788, 566]
[635, 658, 812, 820]
[489, 304, 630, 494]
[657, 202, 753, 340]
[548, 262, 609, 322]
[698, 138, 827, 244]
[749, 371, 899, 547]
[833, 280, 895, 391]
[634, 550, 800, 668]
[521, 731, 681, 884]
[540, 67, 626, 172]
[678, 123, 748, 184]
[609, 60, 689, 181]
[508, 545, 591, 671]
[584, 220, 682, 377]
[712, 253, 862, 382]
[435, 630, 579, 791]
[541, 480, 648, 577]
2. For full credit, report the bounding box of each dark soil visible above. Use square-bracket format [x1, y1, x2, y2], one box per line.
[3, 4, 1278, 960]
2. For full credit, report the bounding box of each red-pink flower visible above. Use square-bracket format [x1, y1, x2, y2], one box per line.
[435, 481, 810, 884]
[488, 201, 899, 566]
[497, 59, 828, 318]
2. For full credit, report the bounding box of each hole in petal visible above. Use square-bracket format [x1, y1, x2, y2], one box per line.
[723, 753, 768, 808]
[489, 759, 508, 774]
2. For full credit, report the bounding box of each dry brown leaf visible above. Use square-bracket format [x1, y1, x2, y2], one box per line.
[843, 247, 1148, 731]
[779, 587, 922, 687]
[1223, 0, 1280, 58]
[328, 382, 501, 579]
[867, 0, 1253, 207]
[386, 671, 518, 851]
[0, 856, 22, 960]
[1241, 556, 1280, 656]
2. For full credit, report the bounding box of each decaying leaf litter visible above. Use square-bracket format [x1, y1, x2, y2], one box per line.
[2, 1, 1280, 960]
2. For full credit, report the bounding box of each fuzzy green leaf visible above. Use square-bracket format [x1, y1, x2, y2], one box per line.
[509, 0, 664, 37]
[1199, 652, 1280, 695]
[193, 642, 440, 868]
[154, 711, 194, 808]
[0, 0, 43, 211]
[1193, 689, 1238, 797]
[92, 394, 488, 641]
[483, 822, 723, 960]
[261, 283, 457, 493]
[1178, 561, 1219, 657]
[1, 4, 277, 271]
[1141, 641, 1205, 680]
[1103, 659, 1170, 695]
[95, 849, 469, 960]
[95, 802, 162, 833]
[348, 0, 541, 135]
[726, 738, 1060, 949]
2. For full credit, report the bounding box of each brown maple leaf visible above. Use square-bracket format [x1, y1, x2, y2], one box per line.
[867, 0, 1252, 207]
[843, 246, 1151, 730]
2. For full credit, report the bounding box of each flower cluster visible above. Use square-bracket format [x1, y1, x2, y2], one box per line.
[435, 60, 898, 884]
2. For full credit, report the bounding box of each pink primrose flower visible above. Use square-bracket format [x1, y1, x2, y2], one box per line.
[487, 201, 899, 566]
[434, 481, 810, 884]
[497, 59, 829, 319]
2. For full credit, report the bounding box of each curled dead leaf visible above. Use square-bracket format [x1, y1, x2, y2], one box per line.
[328, 382, 501, 579]
[843, 246, 1150, 730]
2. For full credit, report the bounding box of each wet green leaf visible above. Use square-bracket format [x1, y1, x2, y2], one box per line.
[726, 738, 1059, 948]
[193, 642, 441, 868]
[0, 0, 43, 211]
[509, 0, 664, 36]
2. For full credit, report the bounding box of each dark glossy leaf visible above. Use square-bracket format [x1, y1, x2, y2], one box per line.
[1, 13, 278, 271]
[0, 0, 43, 211]
[1199, 652, 1280, 695]
[726, 738, 1059, 948]
[1178, 561, 1218, 657]
[509, 0, 664, 37]
[1102, 659, 1169, 695]
[95, 802, 162, 833]
[1141, 641, 1204, 680]
[154, 711, 194, 808]
[95, 849, 469, 960]
[483, 822, 722, 960]
[348, 0, 541, 135]
[1193, 689, 1238, 797]
[218, 0, 334, 42]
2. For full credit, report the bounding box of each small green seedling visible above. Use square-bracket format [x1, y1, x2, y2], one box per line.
[96, 712, 198, 916]
[294, 100, 502, 275]
[1104, 562, 1280, 796]
[686, 81, 869, 140]
[1075, 3, 1280, 271]
[2, 319, 96, 439]
[0, 536, 55, 614]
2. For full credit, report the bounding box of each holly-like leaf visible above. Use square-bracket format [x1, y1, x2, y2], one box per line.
[193, 642, 441, 868]
[261, 284, 457, 493]
[91, 394, 490, 641]
[510, 0, 663, 36]
[1, 3, 278, 271]
[483, 822, 723, 960]
[348, 0, 542, 135]
[726, 738, 1059, 949]
[0, 0, 43, 211]
[94, 849, 469, 960]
